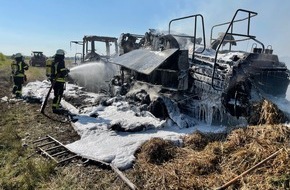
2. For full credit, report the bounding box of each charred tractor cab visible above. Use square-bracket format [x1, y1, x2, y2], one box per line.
[70, 35, 119, 64]
[111, 9, 289, 125]
[29, 51, 46, 67]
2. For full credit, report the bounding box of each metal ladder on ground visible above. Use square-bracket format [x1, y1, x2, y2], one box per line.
[32, 135, 137, 190]
[33, 135, 79, 165]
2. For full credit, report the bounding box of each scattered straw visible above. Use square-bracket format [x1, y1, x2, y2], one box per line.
[248, 99, 288, 125]
[137, 137, 175, 165]
[129, 124, 290, 189]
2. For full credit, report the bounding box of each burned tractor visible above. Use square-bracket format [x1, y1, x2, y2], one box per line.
[111, 9, 289, 125]
[71, 35, 119, 64]
[29, 51, 46, 67]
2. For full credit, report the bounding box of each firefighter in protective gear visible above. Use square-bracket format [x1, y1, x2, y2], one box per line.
[11, 53, 29, 98]
[50, 49, 70, 114]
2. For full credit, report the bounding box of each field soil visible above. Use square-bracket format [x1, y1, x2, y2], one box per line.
[0, 59, 289, 190]
[0, 62, 129, 190]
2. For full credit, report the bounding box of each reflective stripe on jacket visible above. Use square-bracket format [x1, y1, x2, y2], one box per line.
[11, 61, 28, 77]
[51, 60, 67, 83]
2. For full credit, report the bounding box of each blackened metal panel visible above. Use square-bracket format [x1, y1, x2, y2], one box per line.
[110, 48, 179, 75]
[178, 50, 189, 90]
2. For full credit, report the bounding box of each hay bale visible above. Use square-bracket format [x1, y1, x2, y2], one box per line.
[183, 132, 208, 151]
[248, 100, 288, 125]
[183, 131, 227, 151]
[183, 146, 221, 175]
[138, 137, 175, 164]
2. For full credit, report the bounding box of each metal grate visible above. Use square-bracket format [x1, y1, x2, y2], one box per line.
[33, 135, 79, 165]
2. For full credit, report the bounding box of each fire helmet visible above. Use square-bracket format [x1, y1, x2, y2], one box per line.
[55, 49, 65, 55]
[15, 53, 23, 58]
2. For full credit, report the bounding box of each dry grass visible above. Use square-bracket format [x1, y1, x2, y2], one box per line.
[129, 124, 290, 189]
[41, 165, 127, 190]
[249, 99, 288, 125]
[137, 138, 176, 165]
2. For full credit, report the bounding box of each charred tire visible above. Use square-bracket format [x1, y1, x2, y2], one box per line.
[221, 79, 251, 117]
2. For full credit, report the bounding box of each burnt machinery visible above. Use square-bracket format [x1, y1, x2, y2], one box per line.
[71, 35, 119, 63]
[111, 9, 289, 122]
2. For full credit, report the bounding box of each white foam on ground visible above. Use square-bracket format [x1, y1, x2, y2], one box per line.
[21, 81, 227, 170]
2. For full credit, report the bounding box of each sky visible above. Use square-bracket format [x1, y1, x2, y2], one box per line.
[1, 0, 290, 58]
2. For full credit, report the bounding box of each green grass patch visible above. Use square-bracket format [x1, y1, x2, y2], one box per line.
[0, 158, 56, 190]
[0, 108, 56, 190]
[0, 53, 10, 69]
[0, 52, 6, 61]
[26, 65, 46, 82]
[0, 54, 47, 82]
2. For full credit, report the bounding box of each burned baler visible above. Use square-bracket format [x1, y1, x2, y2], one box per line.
[113, 14, 206, 94]
[190, 9, 290, 118]
[112, 32, 191, 92]
[219, 48, 289, 117]
[111, 9, 289, 125]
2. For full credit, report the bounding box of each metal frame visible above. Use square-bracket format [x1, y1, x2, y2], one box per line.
[168, 14, 206, 60]
[211, 9, 265, 90]
[82, 35, 118, 62]
[33, 135, 78, 165]
[71, 36, 118, 63]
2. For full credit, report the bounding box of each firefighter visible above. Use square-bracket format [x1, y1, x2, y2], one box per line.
[11, 53, 29, 98]
[50, 49, 70, 114]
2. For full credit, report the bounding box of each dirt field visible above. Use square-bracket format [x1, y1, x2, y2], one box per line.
[1, 58, 289, 190]
[0, 61, 130, 190]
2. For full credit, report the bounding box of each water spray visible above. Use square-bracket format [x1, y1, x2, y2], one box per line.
[68, 61, 120, 93]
